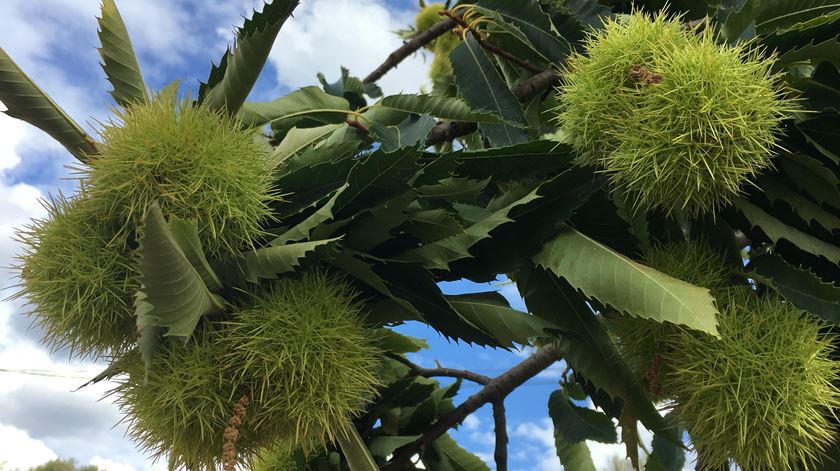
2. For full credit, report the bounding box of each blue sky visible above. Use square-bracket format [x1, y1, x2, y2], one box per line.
[0, 1, 647, 469]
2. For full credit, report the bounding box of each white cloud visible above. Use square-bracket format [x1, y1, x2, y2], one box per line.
[463, 414, 481, 431]
[0, 425, 58, 470]
[511, 418, 663, 471]
[89, 455, 138, 471]
[268, 0, 430, 96]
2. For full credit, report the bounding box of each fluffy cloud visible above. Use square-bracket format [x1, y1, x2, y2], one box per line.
[0, 425, 58, 470]
[269, 0, 430, 96]
[88, 456, 137, 471]
[511, 418, 697, 471]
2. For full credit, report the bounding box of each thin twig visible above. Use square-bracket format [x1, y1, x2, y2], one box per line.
[386, 352, 490, 385]
[492, 399, 508, 471]
[363, 17, 458, 84]
[424, 69, 560, 146]
[385, 344, 562, 469]
[512, 68, 560, 103]
[444, 12, 543, 75]
[345, 119, 369, 133]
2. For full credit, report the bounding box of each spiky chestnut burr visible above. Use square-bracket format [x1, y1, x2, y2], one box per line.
[608, 239, 730, 398]
[13, 192, 136, 358]
[85, 86, 277, 257]
[558, 11, 793, 216]
[112, 328, 273, 471]
[112, 273, 382, 469]
[225, 271, 383, 449]
[415, 3, 447, 37]
[664, 288, 840, 470]
[430, 31, 459, 91]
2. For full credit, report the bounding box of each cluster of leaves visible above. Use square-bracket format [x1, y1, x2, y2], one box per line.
[3, 0, 840, 470]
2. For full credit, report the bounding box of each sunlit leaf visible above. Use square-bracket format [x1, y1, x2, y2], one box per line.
[0, 48, 99, 162]
[97, 0, 147, 107]
[534, 226, 720, 335]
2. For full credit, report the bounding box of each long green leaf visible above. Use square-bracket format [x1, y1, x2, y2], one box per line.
[534, 227, 720, 335]
[238, 86, 351, 128]
[369, 114, 437, 152]
[367, 435, 421, 458]
[446, 292, 561, 347]
[272, 183, 348, 245]
[474, 0, 571, 64]
[778, 36, 840, 70]
[329, 148, 421, 219]
[554, 439, 596, 471]
[240, 238, 339, 282]
[341, 190, 416, 251]
[335, 426, 378, 471]
[167, 218, 223, 291]
[270, 123, 344, 168]
[548, 388, 618, 444]
[777, 153, 840, 209]
[379, 94, 509, 124]
[401, 184, 543, 270]
[518, 268, 676, 441]
[734, 199, 840, 263]
[756, 1, 840, 35]
[748, 254, 840, 323]
[717, 0, 757, 41]
[97, 0, 147, 107]
[134, 202, 225, 370]
[759, 176, 840, 232]
[797, 114, 840, 164]
[0, 48, 99, 163]
[450, 34, 528, 146]
[200, 0, 299, 114]
[645, 414, 686, 471]
[329, 252, 496, 345]
[452, 140, 574, 181]
[422, 433, 491, 471]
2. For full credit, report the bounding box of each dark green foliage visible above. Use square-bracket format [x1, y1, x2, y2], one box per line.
[7, 0, 840, 469]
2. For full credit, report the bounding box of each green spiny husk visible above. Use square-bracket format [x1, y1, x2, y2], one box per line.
[558, 11, 793, 216]
[416, 3, 446, 34]
[430, 31, 459, 90]
[664, 288, 840, 470]
[85, 86, 278, 256]
[250, 444, 303, 471]
[13, 192, 136, 358]
[111, 273, 382, 469]
[225, 271, 383, 448]
[642, 238, 731, 295]
[111, 328, 269, 470]
[608, 239, 730, 397]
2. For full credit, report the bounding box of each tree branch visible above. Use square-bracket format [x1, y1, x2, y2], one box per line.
[385, 344, 562, 469]
[444, 13, 543, 75]
[424, 69, 560, 147]
[492, 399, 508, 471]
[386, 352, 490, 385]
[363, 17, 458, 85]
